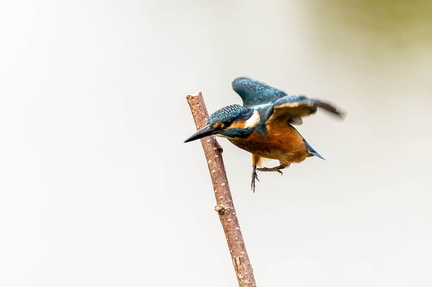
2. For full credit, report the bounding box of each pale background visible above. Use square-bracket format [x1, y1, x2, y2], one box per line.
[1, 1, 431, 286]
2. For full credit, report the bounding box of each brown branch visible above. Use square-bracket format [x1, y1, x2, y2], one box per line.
[186, 91, 257, 287]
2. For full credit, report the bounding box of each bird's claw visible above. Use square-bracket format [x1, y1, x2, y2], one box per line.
[251, 165, 285, 192]
[256, 166, 284, 175]
[251, 166, 260, 192]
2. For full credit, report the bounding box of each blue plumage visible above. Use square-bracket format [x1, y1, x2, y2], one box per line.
[185, 77, 344, 191]
[304, 140, 325, 160]
[207, 104, 253, 126]
[232, 77, 287, 107]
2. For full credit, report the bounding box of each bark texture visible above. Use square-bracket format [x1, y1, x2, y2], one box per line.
[186, 92, 257, 287]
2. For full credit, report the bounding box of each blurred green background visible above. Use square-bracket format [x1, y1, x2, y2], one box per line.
[1, 0, 431, 286]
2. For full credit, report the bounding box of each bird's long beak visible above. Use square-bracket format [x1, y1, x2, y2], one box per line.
[184, 125, 218, 143]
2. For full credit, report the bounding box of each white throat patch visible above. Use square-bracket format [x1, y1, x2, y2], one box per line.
[244, 110, 260, 128]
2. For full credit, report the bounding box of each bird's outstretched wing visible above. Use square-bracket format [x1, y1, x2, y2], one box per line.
[232, 77, 286, 107]
[266, 95, 344, 125]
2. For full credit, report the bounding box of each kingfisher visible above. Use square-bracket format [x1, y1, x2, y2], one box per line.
[185, 77, 344, 192]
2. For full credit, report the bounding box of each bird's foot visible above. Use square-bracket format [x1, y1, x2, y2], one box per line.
[256, 165, 284, 175]
[251, 165, 285, 192]
[251, 165, 260, 193]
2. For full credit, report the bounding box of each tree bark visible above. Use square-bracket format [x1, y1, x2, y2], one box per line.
[186, 91, 257, 287]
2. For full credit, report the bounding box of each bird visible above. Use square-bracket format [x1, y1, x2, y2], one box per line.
[185, 77, 344, 192]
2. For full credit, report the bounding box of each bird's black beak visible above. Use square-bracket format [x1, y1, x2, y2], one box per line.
[184, 125, 218, 143]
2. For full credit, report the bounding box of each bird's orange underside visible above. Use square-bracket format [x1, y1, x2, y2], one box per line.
[228, 121, 308, 168]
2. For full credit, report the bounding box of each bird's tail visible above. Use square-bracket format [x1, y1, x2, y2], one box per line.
[304, 140, 325, 160]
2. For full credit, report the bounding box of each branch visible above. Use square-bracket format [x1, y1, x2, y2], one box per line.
[186, 92, 257, 287]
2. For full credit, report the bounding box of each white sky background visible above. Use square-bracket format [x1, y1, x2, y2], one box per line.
[1, 0, 432, 286]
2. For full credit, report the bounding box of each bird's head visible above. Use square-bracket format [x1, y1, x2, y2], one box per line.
[184, 104, 260, 142]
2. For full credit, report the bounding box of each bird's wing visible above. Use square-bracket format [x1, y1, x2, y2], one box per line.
[265, 95, 344, 125]
[232, 77, 287, 107]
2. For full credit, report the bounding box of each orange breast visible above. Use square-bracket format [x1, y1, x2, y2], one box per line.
[228, 122, 308, 166]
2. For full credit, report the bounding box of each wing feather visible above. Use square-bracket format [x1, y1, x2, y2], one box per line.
[232, 77, 344, 126]
[266, 95, 344, 125]
[232, 77, 286, 107]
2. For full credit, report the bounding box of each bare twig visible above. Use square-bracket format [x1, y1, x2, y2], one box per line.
[186, 92, 257, 287]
